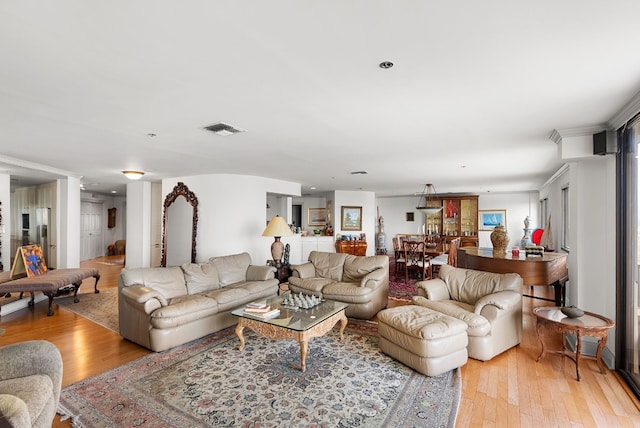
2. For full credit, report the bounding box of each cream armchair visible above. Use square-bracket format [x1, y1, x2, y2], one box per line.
[413, 264, 523, 361]
[289, 251, 389, 319]
[0, 340, 63, 427]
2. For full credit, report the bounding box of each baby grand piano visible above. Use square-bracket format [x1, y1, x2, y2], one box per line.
[457, 247, 568, 306]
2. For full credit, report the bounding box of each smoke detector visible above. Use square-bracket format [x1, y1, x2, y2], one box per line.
[204, 122, 246, 136]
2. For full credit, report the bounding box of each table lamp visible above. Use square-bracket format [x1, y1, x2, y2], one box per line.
[262, 215, 294, 265]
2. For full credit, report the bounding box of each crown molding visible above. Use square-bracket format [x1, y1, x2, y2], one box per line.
[549, 125, 606, 144]
[608, 88, 640, 130]
[0, 155, 80, 179]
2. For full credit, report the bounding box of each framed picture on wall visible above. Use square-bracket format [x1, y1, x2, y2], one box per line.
[308, 208, 327, 226]
[341, 206, 362, 231]
[479, 209, 507, 231]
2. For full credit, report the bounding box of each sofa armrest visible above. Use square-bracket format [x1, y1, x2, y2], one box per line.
[360, 268, 387, 289]
[246, 265, 277, 281]
[414, 278, 450, 301]
[290, 262, 315, 279]
[474, 290, 522, 318]
[121, 284, 168, 308]
[0, 341, 62, 390]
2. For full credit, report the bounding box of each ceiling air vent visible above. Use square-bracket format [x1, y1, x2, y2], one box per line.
[204, 122, 246, 136]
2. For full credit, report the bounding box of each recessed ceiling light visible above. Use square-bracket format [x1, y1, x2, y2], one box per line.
[310, 187, 317, 190]
[379, 61, 394, 69]
[111, 190, 117, 194]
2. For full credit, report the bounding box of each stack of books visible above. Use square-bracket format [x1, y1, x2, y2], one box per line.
[243, 301, 280, 319]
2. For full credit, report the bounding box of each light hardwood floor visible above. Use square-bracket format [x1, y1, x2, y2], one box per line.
[1, 256, 639, 427]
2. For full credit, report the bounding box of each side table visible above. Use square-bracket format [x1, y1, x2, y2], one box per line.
[533, 306, 615, 381]
[268, 260, 291, 284]
[278, 282, 290, 296]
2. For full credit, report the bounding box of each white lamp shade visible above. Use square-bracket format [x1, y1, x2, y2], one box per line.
[262, 215, 294, 237]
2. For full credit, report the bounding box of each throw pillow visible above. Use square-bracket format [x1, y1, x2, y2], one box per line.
[181, 262, 220, 294]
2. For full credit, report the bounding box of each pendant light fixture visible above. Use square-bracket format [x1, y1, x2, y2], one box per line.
[415, 184, 443, 215]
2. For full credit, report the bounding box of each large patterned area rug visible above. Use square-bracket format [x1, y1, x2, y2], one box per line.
[59, 322, 461, 427]
[56, 287, 119, 333]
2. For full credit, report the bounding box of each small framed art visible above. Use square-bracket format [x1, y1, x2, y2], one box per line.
[341, 206, 362, 231]
[479, 209, 507, 231]
[308, 208, 327, 226]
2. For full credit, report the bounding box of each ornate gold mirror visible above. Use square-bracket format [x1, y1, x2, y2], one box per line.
[161, 182, 198, 267]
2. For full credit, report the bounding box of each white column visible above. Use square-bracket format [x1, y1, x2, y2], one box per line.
[0, 173, 10, 271]
[126, 181, 152, 268]
[56, 177, 81, 268]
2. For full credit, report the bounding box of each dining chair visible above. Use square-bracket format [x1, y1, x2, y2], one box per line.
[392, 237, 406, 277]
[430, 237, 461, 277]
[403, 240, 431, 283]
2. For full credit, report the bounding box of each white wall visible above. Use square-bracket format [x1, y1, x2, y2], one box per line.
[334, 190, 376, 256]
[477, 192, 539, 249]
[157, 174, 301, 266]
[540, 156, 616, 361]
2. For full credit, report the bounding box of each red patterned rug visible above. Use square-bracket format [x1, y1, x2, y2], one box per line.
[388, 256, 418, 301]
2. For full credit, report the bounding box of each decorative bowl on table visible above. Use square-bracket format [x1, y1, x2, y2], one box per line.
[561, 306, 584, 318]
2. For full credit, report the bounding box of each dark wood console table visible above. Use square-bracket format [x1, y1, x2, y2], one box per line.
[335, 240, 367, 256]
[457, 247, 568, 306]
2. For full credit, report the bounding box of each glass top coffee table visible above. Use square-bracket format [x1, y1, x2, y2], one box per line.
[232, 296, 348, 372]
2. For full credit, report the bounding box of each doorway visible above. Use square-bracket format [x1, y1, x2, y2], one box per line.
[80, 201, 104, 261]
[292, 205, 302, 230]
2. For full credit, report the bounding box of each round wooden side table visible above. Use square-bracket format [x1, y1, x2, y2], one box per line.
[533, 306, 615, 381]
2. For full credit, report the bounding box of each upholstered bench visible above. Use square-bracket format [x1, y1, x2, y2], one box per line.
[0, 269, 100, 316]
[377, 305, 468, 376]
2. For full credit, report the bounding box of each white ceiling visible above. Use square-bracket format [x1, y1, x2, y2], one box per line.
[1, 1, 640, 197]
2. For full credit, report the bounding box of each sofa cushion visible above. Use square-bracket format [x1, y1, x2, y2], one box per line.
[439, 264, 522, 306]
[0, 374, 53, 426]
[150, 295, 219, 329]
[412, 295, 491, 337]
[322, 281, 374, 304]
[204, 286, 252, 312]
[181, 262, 220, 294]
[288, 276, 334, 294]
[209, 252, 251, 286]
[121, 267, 186, 300]
[308, 251, 347, 281]
[342, 254, 386, 283]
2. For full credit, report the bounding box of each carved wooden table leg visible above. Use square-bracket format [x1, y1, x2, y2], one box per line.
[299, 340, 308, 372]
[535, 319, 548, 362]
[235, 321, 246, 351]
[595, 332, 609, 374]
[575, 332, 583, 381]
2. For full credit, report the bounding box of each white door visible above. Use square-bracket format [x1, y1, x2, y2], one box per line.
[80, 201, 103, 261]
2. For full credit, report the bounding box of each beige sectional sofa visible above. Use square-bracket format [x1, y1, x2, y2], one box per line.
[118, 252, 279, 351]
[288, 251, 389, 319]
[413, 264, 523, 361]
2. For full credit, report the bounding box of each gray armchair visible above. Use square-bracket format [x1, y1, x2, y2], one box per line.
[0, 340, 63, 427]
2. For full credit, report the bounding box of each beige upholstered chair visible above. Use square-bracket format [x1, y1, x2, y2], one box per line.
[0, 340, 63, 427]
[413, 264, 523, 361]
